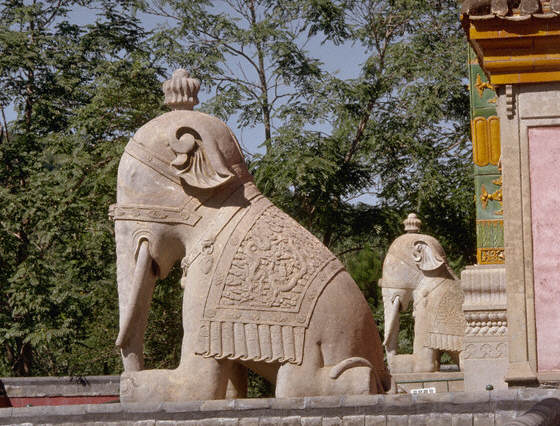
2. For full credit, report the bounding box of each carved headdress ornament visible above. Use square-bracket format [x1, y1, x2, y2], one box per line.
[109, 69, 250, 225]
[163, 69, 200, 110]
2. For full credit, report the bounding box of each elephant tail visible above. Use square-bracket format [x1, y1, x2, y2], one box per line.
[329, 357, 391, 394]
[328, 357, 372, 379]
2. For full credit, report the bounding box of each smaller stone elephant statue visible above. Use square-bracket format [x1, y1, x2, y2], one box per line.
[380, 214, 465, 374]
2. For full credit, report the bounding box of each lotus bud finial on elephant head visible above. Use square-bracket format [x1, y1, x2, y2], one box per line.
[110, 69, 390, 402]
[380, 213, 465, 374]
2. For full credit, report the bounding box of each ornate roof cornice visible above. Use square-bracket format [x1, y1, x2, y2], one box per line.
[461, 0, 560, 20]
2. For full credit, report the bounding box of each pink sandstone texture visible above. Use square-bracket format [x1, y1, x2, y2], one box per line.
[529, 126, 560, 372]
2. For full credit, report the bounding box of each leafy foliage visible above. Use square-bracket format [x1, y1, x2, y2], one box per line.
[0, 0, 168, 376]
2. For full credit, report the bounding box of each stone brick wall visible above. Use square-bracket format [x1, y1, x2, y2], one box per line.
[1, 388, 559, 425]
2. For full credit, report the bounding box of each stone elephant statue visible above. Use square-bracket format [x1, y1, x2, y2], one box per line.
[110, 70, 390, 402]
[380, 214, 465, 374]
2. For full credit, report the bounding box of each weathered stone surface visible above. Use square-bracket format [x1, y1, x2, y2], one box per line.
[235, 398, 272, 411]
[259, 417, 283, 425]
[427, 413, 454, 425]
[301, 417, 323, 426]
[407, 414, 429, 425]
[238, 418, 259, 426]
[200, 399, 235, 412]
[163, 401, 203, 413]
[322, 417, 343, 426]
[280, 416, 302, 426]
[473, 413, 494, 426]
[451, 413, 473, 426]
[494, 411, 516, 425]
[342, 415, 365, 426]
[386, 415, 408, 426]
[381, 214, 464, 375]
[270, 397, 306, 410]
[1, 376, 120, 398]
[364, 416, 386, 426]
[304, 396, 342, 409]
[341, 394, 382, 407]
[111, 69, 389, 403]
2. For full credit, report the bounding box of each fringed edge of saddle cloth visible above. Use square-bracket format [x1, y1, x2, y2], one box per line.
[196, 322, 305, 365]
[425, 332, 463, 352]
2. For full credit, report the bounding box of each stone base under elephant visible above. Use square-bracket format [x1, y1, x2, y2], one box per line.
[4, 389, 560, 425]
[390, 370, 464, 394]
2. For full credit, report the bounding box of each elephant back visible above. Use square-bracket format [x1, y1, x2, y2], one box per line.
[195, 196, 345, 365]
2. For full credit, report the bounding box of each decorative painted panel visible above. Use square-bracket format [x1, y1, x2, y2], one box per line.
[469, 48, 504, 265]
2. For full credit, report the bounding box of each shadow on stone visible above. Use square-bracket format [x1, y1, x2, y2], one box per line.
[507, 398, 560, 426]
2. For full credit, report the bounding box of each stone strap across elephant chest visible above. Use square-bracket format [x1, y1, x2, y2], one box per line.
[196, 197, 344, 365]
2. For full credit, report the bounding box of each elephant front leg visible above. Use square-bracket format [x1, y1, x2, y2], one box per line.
[120, 356, 231, 403]
[411, 301, 439, 373]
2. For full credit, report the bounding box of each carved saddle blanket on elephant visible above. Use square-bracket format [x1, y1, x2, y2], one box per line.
[414, 278, 465, 352]
[196, 196, 344, 365]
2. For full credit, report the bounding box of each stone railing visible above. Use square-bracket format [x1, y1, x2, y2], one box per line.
[2, 388, 560, 425]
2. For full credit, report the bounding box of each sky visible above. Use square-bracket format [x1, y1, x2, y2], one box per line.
[3, 3, 367, 157]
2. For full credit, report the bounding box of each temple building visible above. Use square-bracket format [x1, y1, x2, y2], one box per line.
[461, 0, 560, 389]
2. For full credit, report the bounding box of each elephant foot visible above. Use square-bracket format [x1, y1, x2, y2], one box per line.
[121, 368, 219, 403]
[121, 357, 235, 402]
[120, 369, 174, 403]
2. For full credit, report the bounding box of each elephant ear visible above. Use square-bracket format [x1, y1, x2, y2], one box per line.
[412, 240, 445, 272]
[169, 127, 234, 190]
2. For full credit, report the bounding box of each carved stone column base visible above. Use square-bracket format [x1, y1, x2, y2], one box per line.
[461, 265, 509, 391]
[506, 361, 539, 387]
[390, 371, 464, 394]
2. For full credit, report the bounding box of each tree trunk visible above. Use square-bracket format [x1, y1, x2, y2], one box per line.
[248, 0, 272, 151]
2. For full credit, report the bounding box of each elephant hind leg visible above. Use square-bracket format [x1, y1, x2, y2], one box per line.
[275, 272, 389, 397]
[275, 351, 376, 397]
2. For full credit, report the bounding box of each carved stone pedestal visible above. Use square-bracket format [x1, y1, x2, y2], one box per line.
[391, 371, 464, 394]
[461, 264, 508, 392]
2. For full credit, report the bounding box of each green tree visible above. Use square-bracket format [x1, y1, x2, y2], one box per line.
[138, 0, 331, 152]
[257, 0, 473, 259]
[0, 0, 171, 376]
[141, 0, 473, 260]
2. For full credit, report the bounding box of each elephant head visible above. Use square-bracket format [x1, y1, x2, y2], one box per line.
[109, 70, 251, 371]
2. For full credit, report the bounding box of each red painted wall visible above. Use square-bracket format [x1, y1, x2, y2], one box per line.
[8, 395, 118, 407]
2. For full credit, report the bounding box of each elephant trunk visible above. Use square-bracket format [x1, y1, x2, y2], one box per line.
[383, 295, 401, 349]
[116, 239, 157, 371]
